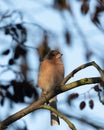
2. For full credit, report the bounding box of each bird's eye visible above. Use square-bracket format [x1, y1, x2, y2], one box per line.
[52, 50, 60, 56]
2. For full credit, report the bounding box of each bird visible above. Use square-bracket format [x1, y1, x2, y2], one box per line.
[37, 49, 64, 125]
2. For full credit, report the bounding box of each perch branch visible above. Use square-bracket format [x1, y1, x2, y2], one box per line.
[61, 77, 101, 91]
[0, 76, 101, 130]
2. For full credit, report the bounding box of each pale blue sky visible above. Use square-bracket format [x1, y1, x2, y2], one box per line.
[0, 0, 104, 130]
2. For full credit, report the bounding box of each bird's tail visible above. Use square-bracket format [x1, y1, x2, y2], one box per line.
[49, 97, 60, 125]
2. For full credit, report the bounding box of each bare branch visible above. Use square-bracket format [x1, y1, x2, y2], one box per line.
[0, 61, 103, 129]
[61, 61, 104, 85]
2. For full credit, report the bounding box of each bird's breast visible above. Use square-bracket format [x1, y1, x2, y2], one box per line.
[37, 60, 64, 93]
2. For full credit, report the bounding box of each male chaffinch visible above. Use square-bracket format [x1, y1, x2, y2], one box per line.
[37, 49, 64, 125]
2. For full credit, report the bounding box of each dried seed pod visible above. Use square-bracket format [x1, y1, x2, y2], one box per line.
[80, 101, 86, 110]
[89, 99, 94, 109]
[94, 85, 101, 92]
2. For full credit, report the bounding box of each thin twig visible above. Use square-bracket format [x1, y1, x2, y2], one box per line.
[91, 62, 104, 81]
[62, 112, 104, 130]
[39, 105, 76, 130]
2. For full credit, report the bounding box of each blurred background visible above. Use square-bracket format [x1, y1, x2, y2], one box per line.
[0, 0, 104, 130]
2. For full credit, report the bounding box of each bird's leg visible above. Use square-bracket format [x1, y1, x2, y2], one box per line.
[41, 91, 49, 104]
